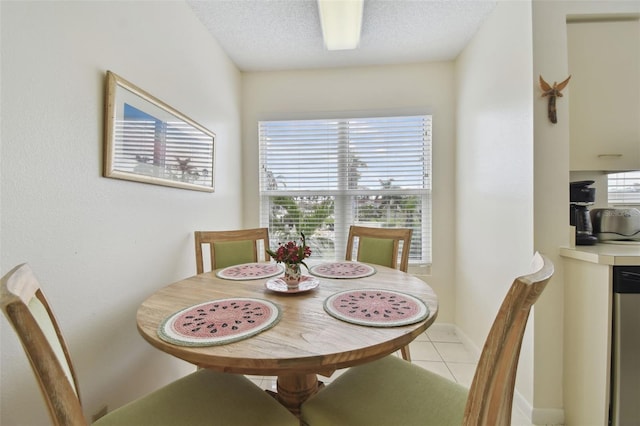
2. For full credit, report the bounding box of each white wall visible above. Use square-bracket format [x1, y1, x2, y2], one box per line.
[241, 63, 458, 322]
[533, 1, 640, 424]
[0, 2, 242, 424]
[455, 0, 535, 413]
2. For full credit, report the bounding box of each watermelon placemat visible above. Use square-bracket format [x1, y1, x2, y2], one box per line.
[324, 289, 429, 327]
[216, 263, 283, 280]
[309, 261, 376, 279]
[158, 298, 281, 346]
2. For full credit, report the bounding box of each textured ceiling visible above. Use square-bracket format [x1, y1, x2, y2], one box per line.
[186, 0, 497, 72]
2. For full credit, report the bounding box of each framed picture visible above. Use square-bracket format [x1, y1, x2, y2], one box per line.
[104, 71, 215, 192]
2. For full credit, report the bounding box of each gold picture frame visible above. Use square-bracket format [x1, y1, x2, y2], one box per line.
[104, 71, 215, 192]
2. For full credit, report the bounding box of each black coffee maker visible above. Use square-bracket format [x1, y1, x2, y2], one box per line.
[570, 180, 598, 245]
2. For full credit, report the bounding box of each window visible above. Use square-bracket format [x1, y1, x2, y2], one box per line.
[259, 115, 432, 265]
[608, 171, 640, 205]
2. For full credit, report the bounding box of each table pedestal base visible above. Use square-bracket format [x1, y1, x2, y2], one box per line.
[276, 373, 320, 415]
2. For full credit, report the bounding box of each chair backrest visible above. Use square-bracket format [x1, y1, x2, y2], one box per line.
[463, 252, 554, 426]
[0, 264, 86, 426]
[194, 228, 271, 273]
[345, 225, 412, 272]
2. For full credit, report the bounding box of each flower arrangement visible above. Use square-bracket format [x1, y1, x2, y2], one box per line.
[267, 232, 312, 269]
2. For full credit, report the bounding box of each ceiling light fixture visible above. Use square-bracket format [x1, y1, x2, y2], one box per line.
[317, 0, 364, 51]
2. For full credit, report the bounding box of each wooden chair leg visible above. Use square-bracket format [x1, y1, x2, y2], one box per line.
[400, 344, 411, 361]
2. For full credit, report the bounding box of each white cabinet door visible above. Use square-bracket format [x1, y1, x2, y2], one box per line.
[563, 258, 612, 426]
[568, 20, 640, 171]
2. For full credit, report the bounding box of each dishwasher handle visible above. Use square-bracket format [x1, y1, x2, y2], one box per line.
[614, 267, 640, 294]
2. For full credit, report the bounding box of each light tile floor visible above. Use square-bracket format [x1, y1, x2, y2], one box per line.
[249, 323, 533, 425]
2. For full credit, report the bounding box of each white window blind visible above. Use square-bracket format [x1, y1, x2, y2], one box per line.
[259, 115, 432, 265]
[608, 171, 640, 205]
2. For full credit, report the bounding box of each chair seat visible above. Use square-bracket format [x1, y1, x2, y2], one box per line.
[301, 355, 468, 426]
[94, 369, 298, 426]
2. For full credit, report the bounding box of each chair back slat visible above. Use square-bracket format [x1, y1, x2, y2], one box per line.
[1, 264, 86, 426]
[194, 228, 270, 273]
[463, 253, 554, 425]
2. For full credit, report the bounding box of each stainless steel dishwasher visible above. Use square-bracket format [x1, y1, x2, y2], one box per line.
[611, 266, 640, 426]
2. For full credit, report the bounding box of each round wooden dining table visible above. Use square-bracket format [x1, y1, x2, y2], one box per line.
[136, 262, 438, 415]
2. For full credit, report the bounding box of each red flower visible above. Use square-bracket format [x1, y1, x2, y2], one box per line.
[267, 233, 311, 269]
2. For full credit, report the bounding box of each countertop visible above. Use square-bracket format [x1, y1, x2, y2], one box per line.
[560, 243, 640, 265]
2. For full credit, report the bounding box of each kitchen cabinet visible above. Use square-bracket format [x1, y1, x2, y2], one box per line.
[568, 20, 640, 171]
[560, 245, 640, 425]
[562, 256, 612, 425]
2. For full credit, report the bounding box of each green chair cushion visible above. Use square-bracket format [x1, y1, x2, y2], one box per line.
[358, 237, 395, 268]
[301, 355, 469, 426]
[213, 240, 256, 269]
[94, 369, 298, 426]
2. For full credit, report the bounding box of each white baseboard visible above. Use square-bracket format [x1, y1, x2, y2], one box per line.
[442, 323, 565, 426]
[531, 408, 565, 426]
